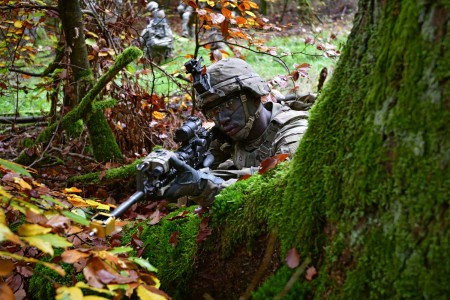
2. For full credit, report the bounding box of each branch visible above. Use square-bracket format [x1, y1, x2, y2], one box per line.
[15, 47, 143, 165]
[199, 40, 291, 74]
[0, 3, 59, 13]
[274, 257, 312, 300]
[239, 230, 278, 300]
[9, 43, 65, 77]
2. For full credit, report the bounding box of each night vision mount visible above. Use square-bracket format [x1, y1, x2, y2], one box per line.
[184, 57, 211, 95]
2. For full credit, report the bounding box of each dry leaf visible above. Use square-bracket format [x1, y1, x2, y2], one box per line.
[285, 248, 300, 269]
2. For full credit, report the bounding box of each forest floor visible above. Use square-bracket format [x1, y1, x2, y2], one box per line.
[0, 11, 355, 299]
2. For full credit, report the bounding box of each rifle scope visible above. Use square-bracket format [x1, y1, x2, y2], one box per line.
[174, 116, 202, 143]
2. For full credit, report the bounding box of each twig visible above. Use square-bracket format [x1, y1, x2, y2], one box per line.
[239, 230, 278, 300]
[274, 257, 312, 300]
[50, 147, 96, 162]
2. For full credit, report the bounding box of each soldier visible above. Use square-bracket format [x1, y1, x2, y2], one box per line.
[177, 1, 195, 38]
[139, 1, 174, 63]
[162, 58, 309, 207]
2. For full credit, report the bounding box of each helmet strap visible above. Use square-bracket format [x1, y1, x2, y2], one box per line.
[231, 93, 262, 141]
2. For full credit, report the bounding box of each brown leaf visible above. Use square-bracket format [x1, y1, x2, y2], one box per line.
[285, 248, 300, 269]
[196, 216, 212, 244]
[169, 231, 179, 248]
[46, 215, 71, 229]
[259, 153, 289, 174]
[167, 210, 189, 221]
[0, 259, 15, 276]
[25, 210, 48, 225]
[305, 266, 317, 281]
[0, 283, 14, 300]
[61, 249, 90, 264]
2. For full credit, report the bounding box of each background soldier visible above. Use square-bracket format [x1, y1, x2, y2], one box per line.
[139, 1, 174, 63]
[162, 58, 309, 207]
[177, 0, 195, 38]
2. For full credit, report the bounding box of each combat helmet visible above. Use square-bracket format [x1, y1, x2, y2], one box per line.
[146, 1, 159, 13]
[197, 58, 270, 109]
[188, 58, 271, 140]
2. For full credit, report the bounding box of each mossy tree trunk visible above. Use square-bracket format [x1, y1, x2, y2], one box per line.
[58, 0, 123, 162]
[276, 0, 450, 298]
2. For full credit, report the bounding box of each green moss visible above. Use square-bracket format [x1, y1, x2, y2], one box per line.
[252, 266, 312, 299]
[68, 158, 143, 184]
[28, 249, 82, 300]
[86, 110, 123, 162]
[92, 99, 118, 112]
[121, 206, 202, 295]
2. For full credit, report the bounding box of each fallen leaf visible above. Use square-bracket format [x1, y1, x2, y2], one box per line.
[285, 248, 300, 269]
[55, 286, 83, 300]
[17, 223, 52, 236]
[61, 249, 90, 264]
[169, 231, 179, 248]
[0, 259, 15, 276]
[196, 217, 212, 244]
[0, 282, 14, 300]
[137, 285, 169, 300]
[305, 266, 317, 281]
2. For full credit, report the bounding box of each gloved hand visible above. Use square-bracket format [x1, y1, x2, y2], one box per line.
[163, 156, 224, 207]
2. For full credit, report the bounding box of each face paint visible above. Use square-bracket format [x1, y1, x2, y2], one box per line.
[203, 94, 247, 139]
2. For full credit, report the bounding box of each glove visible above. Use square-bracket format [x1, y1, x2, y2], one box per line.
[163, 156, 224, 207]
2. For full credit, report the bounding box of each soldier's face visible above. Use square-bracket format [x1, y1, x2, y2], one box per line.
[204, 93, 261, 141]
[204, 94, 246, 138]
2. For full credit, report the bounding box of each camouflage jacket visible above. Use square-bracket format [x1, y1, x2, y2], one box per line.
[209, 102, 308, 177]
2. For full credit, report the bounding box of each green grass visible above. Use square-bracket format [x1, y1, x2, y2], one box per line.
[0, 28, 348, 116]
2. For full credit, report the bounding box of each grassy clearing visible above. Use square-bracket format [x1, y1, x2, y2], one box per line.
[0, 26, 349, 116]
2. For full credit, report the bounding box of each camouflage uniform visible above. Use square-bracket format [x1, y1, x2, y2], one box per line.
[199, 58, 309, 178]
[177, 1, 194, 37]
[140, 5, 174, 63]
[162, 58, 309, 206]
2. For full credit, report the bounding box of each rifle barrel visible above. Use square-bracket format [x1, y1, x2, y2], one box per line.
[110, 191, 145, 218]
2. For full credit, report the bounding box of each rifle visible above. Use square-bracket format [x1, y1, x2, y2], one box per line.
[89, 116, 215, 237]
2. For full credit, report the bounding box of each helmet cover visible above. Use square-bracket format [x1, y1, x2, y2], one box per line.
[198, 58, 270, 110]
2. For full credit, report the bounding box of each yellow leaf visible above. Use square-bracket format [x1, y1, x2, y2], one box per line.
[22, 234, 72, 255]
[0, 208, 6, 225]
[136, 285, 167, 300]
[13, 177, 32, 190]
[22, 235, 53, 255]
[75, 282, 115, 296]
[0, 282, 14, 300]
[248, 1, 259, 9]
[17, 223, 52, 236]
[67, 195, 90, 207]
[83, 296, 112, 300]
[56, 287, 83, 300]
[0, 251, 65, 276]
[14, 20, 22, 28]
[0, 224, 24, 245]
[245, 10, 256, 17]
[152, 111, 165, 120]
[0, 187, 12, 201]
[86, 200, 111, 210]
[64, 187, 82, 194]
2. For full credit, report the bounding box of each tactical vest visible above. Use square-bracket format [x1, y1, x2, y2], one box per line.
[232, 103, 308, 169]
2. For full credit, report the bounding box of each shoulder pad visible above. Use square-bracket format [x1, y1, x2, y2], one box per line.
[272, 108, 308, 126]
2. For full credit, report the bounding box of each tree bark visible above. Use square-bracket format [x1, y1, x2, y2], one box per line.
[57, 0, 123, 162]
